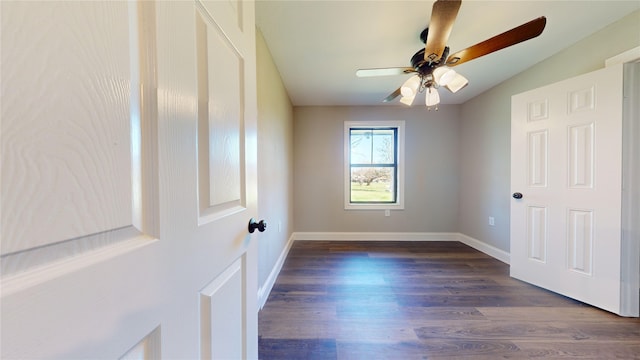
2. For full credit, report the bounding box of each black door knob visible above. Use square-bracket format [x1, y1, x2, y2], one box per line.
[248, 218, 267, 233]
[512, 192, 523, 199]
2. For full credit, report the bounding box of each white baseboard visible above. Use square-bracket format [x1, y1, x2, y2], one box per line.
[291, 232, 459, 242]
[457, 233, 510, 264]
[257, 233, 295, 310]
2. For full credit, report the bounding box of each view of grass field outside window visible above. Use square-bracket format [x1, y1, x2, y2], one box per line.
[349, 127, 397, 203]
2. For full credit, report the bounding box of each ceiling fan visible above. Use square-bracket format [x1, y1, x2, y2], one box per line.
[356, 0, 546, 109]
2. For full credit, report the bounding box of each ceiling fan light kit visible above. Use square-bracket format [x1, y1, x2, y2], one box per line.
[356, 0, 546, 109]
[445, 73, 469, 93]
[425, 87, 440, 108]
[400, 94, 416, 106]
[400, 75, 421, 97]
[433, 66, 456, 86]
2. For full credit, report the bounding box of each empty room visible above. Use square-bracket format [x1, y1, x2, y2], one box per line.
[1, 0, 639, 359]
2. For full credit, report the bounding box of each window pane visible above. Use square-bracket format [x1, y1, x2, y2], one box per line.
[371, 130, 395, 164]
[350, 128, 395, 165]
[350, 129, 372, 164]
[350, 167, 395, 203]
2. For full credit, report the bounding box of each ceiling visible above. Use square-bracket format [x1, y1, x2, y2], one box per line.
[255, 0, 639, 106]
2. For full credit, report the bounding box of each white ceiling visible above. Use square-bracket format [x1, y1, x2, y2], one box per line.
[256, 0, 639, 106]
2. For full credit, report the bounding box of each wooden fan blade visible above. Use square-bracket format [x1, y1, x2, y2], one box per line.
[383, 88, 402, 102]
[424, 0, 461, 62]
[356, 67, 415, 77]
[446, 16, 547, 67]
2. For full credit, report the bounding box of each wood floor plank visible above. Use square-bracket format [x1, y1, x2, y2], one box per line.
[261, 318, 421, 342]
[259, 303, 337, 323]
[337, 339, 521, 360]
[514, 341, 640, 359]
[515, 341, 640, 360]
[258, 241, 640, 359]
[399, 306, 488, 321]
[259, 338, 337, 360]
[414, 321, 591, 341]
[477, 306, 618, 322]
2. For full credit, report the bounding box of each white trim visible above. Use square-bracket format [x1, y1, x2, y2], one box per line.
[344, 121, 405, 210]
[457, 233, 511, 265]
[620, 61, 640, 317]
[292, 232, 459, 242]
[605, 46, 640, 67]
[257, 233, 295, 310]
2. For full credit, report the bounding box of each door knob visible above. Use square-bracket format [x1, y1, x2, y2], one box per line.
[248, 218, 267, 233]
[512, 192, 523, 199]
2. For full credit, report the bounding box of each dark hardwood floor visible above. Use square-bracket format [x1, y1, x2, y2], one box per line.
[258, 241, 640, 359]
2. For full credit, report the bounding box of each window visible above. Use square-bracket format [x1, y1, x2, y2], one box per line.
[344, 121, 404, 210]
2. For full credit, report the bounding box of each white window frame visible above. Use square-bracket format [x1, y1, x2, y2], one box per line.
[344, 120, 405, 210]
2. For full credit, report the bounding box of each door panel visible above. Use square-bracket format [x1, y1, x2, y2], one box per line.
[0, 0, 150, 274]
[527, 129, 548, 187]
[200, 257, 245, 359]
[526, 205, 547, 262]
[196, 7, 245, 221]
[567, 209, 593, 274]
[1, 0, 258, 358]
[567, 122, 594, 188]
[511, 65, 624, 315]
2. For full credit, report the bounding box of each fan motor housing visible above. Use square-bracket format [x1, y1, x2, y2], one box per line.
[411, 46, 449, 75]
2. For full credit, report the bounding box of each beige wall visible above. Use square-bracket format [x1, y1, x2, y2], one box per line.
[459, 10, 640, 252]
[256, 30, 294, 288]
[293, 105, 460, 232]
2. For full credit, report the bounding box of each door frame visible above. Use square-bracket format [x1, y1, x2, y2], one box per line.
[617, 49, 640, 317]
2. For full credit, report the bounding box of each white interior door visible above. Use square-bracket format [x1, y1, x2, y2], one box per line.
[1, 0, 258, 358]
[510, 64, 628, 315]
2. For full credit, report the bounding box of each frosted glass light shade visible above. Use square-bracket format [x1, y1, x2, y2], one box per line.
[400, 75, 420, 97]
[425, 87, 440, 106]
[400, 94, 415, 106]
[445, 73, 469, 93]
[433, 67, 456, 86]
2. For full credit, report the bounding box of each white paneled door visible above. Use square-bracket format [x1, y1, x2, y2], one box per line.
[511, 64, 631, 315]
[1, 1, 259, 358]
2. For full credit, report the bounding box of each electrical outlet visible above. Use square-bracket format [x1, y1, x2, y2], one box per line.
[278, 221, 282, 233]
[384, 209, 390, 217]
[489, 217, 495, 226]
